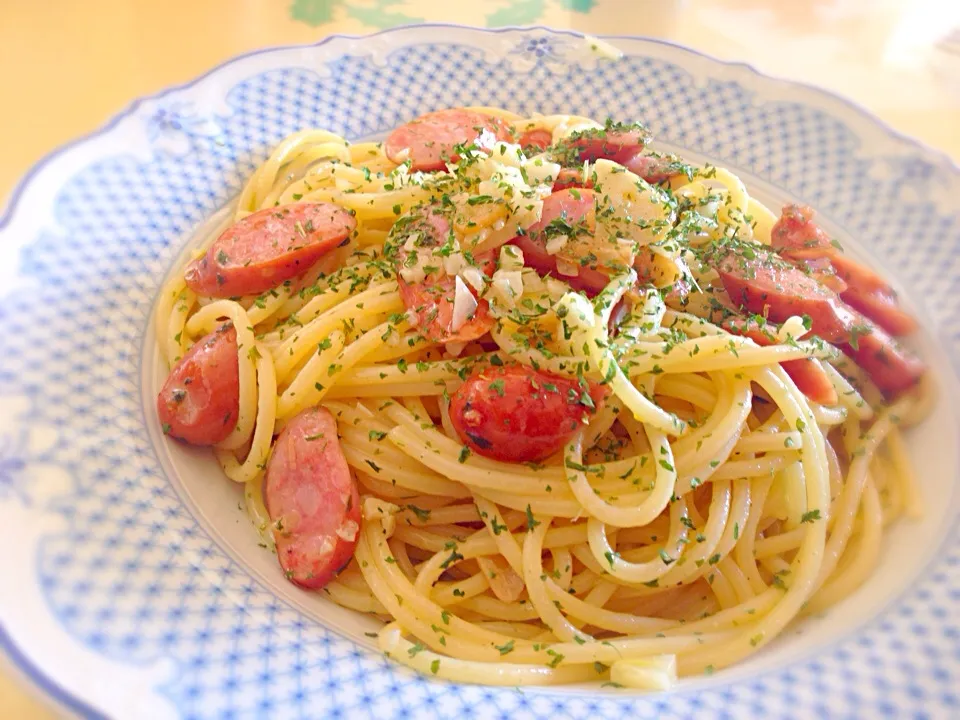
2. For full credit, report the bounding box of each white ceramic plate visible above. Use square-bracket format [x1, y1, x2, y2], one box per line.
[1, 25, 958, 720]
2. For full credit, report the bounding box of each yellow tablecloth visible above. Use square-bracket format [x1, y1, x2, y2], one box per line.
[1, 0, 957, 716]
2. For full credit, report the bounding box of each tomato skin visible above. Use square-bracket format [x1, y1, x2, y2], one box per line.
[185, 202, 355, 298]
[157, 323, 240, 446]
[449, 365, 607, 463]
[264, 407, 361, 590]
[384, 108, 513, 172]
[723, 317, 838, 406]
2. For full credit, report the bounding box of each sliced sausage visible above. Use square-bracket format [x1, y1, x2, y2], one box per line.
[393, 205, 495, 343]
[552, 167, 588, 192]
[723, 317, 838, 406]
[265, 407, 361, 590]
[839, 320, 926, 399]
[450, 364, 607, 463]
[717, 251, 853, 342]
[157, 323, 239, 445]
[797, 256, 847, 294]
[830, 254, 918, 336]
[558, 123, 648, 163]
[510, 188, 609, 296]
[717, 250, 925, 398]
[185, 203, 356, 298]
[517, 128, 553, 153]
[770, 204, 837, 259]
[769, 205, 916, 336]
[384, 108, 513, 172]
[399, 273, 495, 343]
[618, 150, 685, 186]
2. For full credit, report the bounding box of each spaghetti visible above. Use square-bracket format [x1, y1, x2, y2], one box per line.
[154, 107, 928, 689]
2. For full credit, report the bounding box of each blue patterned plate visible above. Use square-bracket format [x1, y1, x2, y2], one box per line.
[1, 25, 958, 720]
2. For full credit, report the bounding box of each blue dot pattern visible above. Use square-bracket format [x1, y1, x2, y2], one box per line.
[1, 28, 958, 719]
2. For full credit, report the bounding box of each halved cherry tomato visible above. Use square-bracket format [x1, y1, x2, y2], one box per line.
[450, 364, 607, 463]
[157, 323, 239, 445]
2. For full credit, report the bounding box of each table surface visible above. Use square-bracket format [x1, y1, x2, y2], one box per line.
[1, 0, 958, 716]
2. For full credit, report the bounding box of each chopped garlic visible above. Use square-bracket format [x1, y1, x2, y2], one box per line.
[398, 260, 427, 285]
[555, 256, 580, 277]
[489, 269, 523, 306]
[451, 275, 478, 332]
[460, 265, 487, 293]
[499, 244, 525, 271]
[442, 251, 465, 277]
[520, 268, 546, 294]
[779, 315, 811, 342]
[558, 292, 596, 330]
[546, 234, 569, 256]
[545, 277, 571, 300]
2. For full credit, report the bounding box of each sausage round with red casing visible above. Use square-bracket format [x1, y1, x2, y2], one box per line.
[829, 254, 918, 337]
[717, 251, 926, 398]
[264, 407, 361, 590]
[157, 323, 240, 445]
[559, 124, 648, 163]
[393, 205, 496, 343]
[449, 364, 608, 463]
[723, 317, 838, 406]
[517, 128, 553, 152]
[384, 108, 514, 172]
[717, 251, 853, 342]
[770, 204, 837, 259]
[510, 188, 609, 296]
[184, 202, 356, 298]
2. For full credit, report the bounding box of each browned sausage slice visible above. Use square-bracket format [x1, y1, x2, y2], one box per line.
[265, 407, 361, 590]
[184, 203, 355, 298]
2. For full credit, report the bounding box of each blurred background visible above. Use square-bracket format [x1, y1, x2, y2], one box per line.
[1, 0, 957, 715]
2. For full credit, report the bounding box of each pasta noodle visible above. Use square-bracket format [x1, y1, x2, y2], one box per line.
[154, 107, 930, 690]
